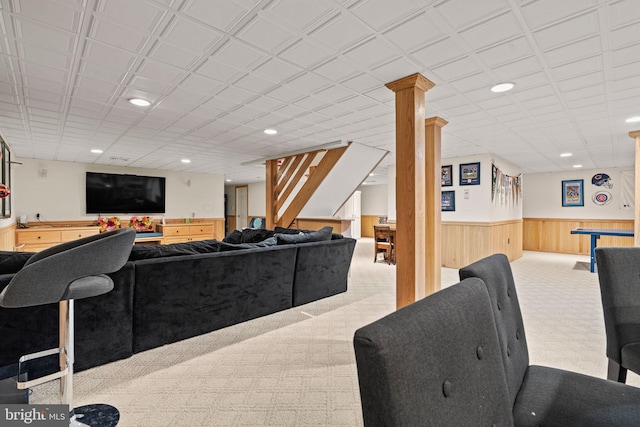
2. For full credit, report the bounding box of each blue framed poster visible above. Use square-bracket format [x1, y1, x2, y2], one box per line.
[562, 179, 584, 207]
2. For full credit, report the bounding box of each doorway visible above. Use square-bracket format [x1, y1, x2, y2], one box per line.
[235, 185, 248, 230]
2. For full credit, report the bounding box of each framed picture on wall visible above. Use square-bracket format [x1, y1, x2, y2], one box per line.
[441, 190, 455, 211]
[562, 179, 584, 207]
[441, 165, 453, 186]
[460, 162, 480, 185]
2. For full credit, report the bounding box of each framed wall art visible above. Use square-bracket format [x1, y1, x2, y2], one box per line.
[441, 190, 455, 212]
[460, 162, 480, 185]
[441, 165, 453, 186]
[562, 179, 584, 207]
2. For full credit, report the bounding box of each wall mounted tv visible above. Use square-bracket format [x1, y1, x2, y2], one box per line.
[86, 172, 166, 214]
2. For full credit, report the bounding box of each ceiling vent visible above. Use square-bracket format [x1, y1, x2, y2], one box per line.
[109, 156, 130, 162]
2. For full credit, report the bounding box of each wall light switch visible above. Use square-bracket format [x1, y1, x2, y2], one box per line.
[464, 190, 470, 199]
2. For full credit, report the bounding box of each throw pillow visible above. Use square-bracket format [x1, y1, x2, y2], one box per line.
[223, 230, 242, 244]
[240, 228, 274, 243]
[0, 251, 36, 275]
[275, 226, 333, 245]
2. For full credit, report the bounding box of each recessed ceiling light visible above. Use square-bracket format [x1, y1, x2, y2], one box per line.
[369, 173, 375, 176]
[181, 159, 191, 164]
[560, 153, 572, 157]
[573, 164, 583, 168]
[490, 82, 515, 93]
[264, 129, 278, 135]
[128, 98, 151, 107]
[626, 116, 640, 123]
[90, 149, 103, 154]
[225, 179, 231, 182]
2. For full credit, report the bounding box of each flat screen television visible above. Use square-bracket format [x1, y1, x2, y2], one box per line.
[86, 172, 166, 214]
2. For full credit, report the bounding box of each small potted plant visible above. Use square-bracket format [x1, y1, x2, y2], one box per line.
[98, 216, 121, 232]
[129, 216, 153, 232]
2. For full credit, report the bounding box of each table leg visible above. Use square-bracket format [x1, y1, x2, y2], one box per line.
[590, 235, 599, 273]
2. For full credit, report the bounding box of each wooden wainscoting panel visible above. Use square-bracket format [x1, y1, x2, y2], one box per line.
[361, 215, 380, 238]
[226, 216, 236, 234]
[212, 218, 225, 239]
[523, 218, 634, 255]
[442, 220, 523, 269]
[0, 222, 16, 251]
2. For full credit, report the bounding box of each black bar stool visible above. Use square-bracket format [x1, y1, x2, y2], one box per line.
[0, 228, 135, 426]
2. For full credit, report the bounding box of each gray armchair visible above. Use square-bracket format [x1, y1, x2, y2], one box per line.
[0, 228, 135, 426]
[353, 253, 640, 426]
[594, 246, 640, 383]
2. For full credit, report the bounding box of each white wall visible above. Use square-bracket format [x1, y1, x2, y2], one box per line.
[385, 154, 522, 223]
[13, 158, 225, 221]
[248, 181, 265, 216]
[524, 167, 634, 219]
[359, 184, 388, 215]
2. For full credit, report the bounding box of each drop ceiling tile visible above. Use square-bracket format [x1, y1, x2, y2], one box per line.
[129, 75, 171, 94]
[411, 37, 465, 68]
[15, 19, 75, 54]
[97, 0, 165, 32]
[340, 73, 383, 93]
[179, 74, 224, 95]
[555, 71, 604, 92]
[138, 59, 185, 84]
[343, 37, 399, 70]
[213, 39, 267, 70]
[91, 18, 149, 53]
[23, 62, 68, 84]
[314, 85, 356, 103]
[533, 11, 599, 51]
[435, 0, 509, 30]
[181, 0, 251, 32]
[265, 85, 305, 103]
[83, 41, 138, 71]
[19, 43, 72, 70]
[610, 21, 640, 49]
[247, 96, 287, 113]
[459, 12, 523, 51]
[543, 36, 601, 67]
[491, 56, 543, 81]
[383, 11, 447, 52]
[148, 42, 200, 69]
[285, 72, 333, 94]
[312, 57, 360, 82]
[608, 0, 640, 28]
[265, 0, 336, 32]
[550, 55, 602, 80]
[279, 38, 332, 69]
[233, 73, 278, 94]
[430, 56, 481, 81]
[476, 36, 534, 68]
[449, 72, 493, 92]
[350, 0, 423, 31]
[252, 58, 303, 83]
[236, 15, 296, 53]
[612, 43, 640, 66]
[309, 11, 372, 52]
[196, 58, 243, 83]
[521, 0, 598, 29]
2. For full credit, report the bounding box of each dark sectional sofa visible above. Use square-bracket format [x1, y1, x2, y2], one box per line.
[0, 226, 356, 372]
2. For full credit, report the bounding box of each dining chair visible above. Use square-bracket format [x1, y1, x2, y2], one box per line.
[373, 225, 393, 264]
[594, 247, 640, 383]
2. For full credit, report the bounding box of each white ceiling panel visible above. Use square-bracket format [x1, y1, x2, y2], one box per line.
[0, 0, 639, 183]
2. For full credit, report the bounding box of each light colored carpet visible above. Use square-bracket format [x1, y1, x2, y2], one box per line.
[30, 239, 640, 426]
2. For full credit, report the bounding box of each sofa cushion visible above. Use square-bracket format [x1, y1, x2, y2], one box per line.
[275, 226, 333, 245]
[218, 237, 278, 251]
[222, 230, 242, 244]
[0, 251, 36, 275]
[128, 239, 222, 260]
[240, 228, 274, 243]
